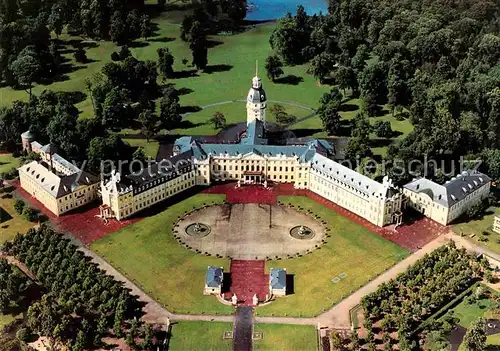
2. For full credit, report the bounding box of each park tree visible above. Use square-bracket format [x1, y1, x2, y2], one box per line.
[482, 149, 500, 182]
[210, 112, 226, 129]
[74, 47, 87, 63]
[334, 66, 358, 97]
[159, 85, 181, 129]
[140, 14, 153, 40]
[189, 21, 209, 71]
[351, 44, 370, 74]
[157, 47, 175, 81]
[9, 47, 41, 98]
[14, 199, 25, 215]
[47, 109, 79, 157]
[23, 206, 37, 222]
[101, 87, 130, 128]
[463, 318, 486, 351]
[126, 10, 141, 39]
[265, 55, 284, 82]
[138, 109, 159, 142]
[308, 52, 335, 83]
[87, 135, 127, 174]
[359, 62, 388, 116]
[270, 12, 302, 65]
[110, 11, 126, 44]
[48, 4, 64, 39]
[374, 120, 393, 138]
[317, 87, 343, 135]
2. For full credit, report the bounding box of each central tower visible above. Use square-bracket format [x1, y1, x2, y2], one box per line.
[246, 62, 267, 125]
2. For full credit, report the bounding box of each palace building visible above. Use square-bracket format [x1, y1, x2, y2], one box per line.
[18, 137, 99, 216]
[403, 171, 491, 225]
[100, 72, 405, 227]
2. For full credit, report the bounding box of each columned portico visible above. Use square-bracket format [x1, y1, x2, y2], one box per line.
[243, 171, 264, 184]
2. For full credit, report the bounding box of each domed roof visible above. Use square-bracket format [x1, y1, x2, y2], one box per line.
[21, 130, 34, 140]
[247, 87, 267, 104]
[247, 76, 267, 104]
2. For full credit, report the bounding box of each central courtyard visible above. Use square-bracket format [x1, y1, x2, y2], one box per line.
[177, 203, 325, 259]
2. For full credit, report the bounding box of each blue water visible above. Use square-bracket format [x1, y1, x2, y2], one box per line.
[245, 0, 328, 21]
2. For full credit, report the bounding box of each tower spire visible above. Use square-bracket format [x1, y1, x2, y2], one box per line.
[255, 60, 258, 77]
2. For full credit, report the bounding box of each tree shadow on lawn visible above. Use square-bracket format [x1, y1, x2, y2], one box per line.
[207, 39, 224, 49]
[172, 70, 199, 79]
[128, 40, 150, 48]
[177, 120, 205, 129]
[275, 75, 304, 86]
[180, 105, 203, 114]
[339, 103, 359, 112]
[370, 138, 395, 149]
[291, 128, 323, 138]
[38, 63, 90, 85]
[176, 87, 194, 96]
[336, 120, 353, 137]
[203, 64, 233, 74]
[63, 39, 99, 49]
[149, 36, 176, 43]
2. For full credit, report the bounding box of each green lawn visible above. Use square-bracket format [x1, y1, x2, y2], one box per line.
[90, 194, 234, 315]
[0, 193, 34, 245]
[453, 205, 500, 255]
[253, 324, 318, 351]
[0, 313, 19, 329]
[0, 154, 20, 174]
[447, 293, 496, 328]
[257, 196, 409, 317]
[122, 138, 160, 159]
[486, 334, 500, 350]
[167, 321, 233, 351]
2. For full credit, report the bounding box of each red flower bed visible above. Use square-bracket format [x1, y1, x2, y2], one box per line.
[225, 260, 269, 306]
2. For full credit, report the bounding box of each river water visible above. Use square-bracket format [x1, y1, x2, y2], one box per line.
[245, 0, 329, 21]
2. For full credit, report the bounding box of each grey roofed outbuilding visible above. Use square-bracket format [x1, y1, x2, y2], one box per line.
[205, 266, 223, 288]
[270, 268, 286, 290]
[403, 170, 491, 207]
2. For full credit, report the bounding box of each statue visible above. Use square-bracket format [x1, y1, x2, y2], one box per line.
[298, 226, 306, 236]
[232, 294, 238, 305]
[264, 180, 268, 188]
[237, 180, 241, 188]
[252, 294, 258, 306]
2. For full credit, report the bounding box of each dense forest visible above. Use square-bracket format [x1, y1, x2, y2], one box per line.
[270, 0, 500, 184]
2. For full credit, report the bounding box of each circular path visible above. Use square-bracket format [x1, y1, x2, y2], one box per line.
[176, 203, 325, 259]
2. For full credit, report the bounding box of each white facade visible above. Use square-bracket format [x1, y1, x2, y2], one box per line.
[403, 171, 491, 225]
[18, 142, 99, 216]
